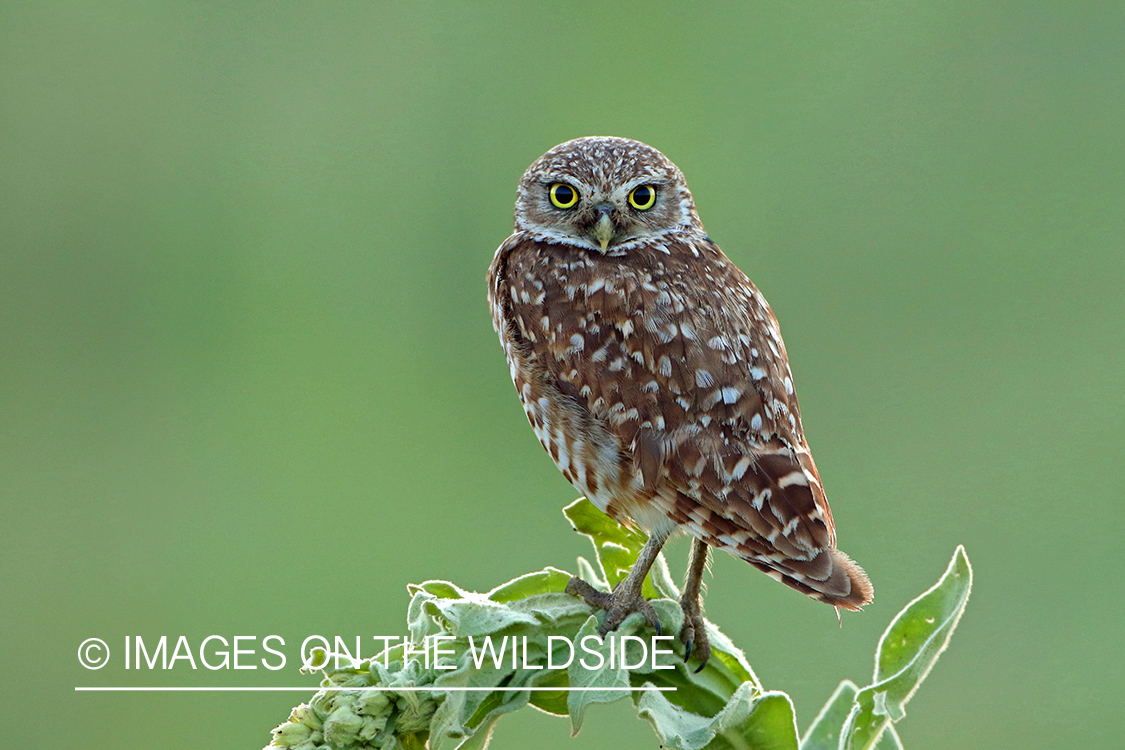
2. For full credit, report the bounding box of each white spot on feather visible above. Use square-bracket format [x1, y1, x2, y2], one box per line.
[778, 471, 808, 488]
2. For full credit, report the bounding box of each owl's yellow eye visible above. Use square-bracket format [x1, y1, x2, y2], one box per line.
[628, 185, 657, 210]
[549, 183, 579, 209]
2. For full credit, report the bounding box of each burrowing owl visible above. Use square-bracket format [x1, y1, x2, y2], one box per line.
[487, 136, 872, 667]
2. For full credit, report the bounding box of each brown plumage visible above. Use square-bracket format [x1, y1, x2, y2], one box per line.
[487, 137, 871, 663]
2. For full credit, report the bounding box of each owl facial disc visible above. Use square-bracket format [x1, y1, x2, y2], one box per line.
[513, 136, 705, 255]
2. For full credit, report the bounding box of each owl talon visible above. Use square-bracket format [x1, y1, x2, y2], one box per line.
[679, 607, 711, 671]
[565, 577, 612, 608]
[566, 576, 661, 637]
[680, 538, 711, 670]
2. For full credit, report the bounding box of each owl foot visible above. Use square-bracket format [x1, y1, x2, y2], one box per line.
[679, 594, 710, 672]
[566, 576, 662, 637]
[680, 537, 711, 671]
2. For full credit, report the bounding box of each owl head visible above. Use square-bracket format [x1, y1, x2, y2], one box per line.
[514, 136, 704, 255]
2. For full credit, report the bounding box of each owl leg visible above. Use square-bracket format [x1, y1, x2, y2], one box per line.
[565, 531, 668, 637]
[680, 537, 711, 671]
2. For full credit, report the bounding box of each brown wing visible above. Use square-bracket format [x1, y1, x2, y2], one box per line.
[493, 233, 871, 609]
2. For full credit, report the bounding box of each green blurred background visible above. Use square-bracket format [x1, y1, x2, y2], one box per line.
[3, 2, 1122, 748]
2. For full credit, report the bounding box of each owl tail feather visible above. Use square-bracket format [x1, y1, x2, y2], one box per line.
[746, 547, 874, 611]
[816, 548, 874, 611]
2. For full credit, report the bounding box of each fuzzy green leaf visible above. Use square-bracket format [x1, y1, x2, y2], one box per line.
[267, 500, 969, 750]
[452, 717, 498, 750]
[526, 669, 571, 716]
[800, 680, 858, 750]
[575, 556, 608, 591]
[565, 614, 635, 734]
[488, 567, 572, 602]
[648, 549, 682, 600]
[842, 545, 972, 750]
[874, 725, 904, 750]
[638, 684, 799, 750]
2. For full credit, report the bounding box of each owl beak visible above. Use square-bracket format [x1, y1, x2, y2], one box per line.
[592, 205, 615, 251]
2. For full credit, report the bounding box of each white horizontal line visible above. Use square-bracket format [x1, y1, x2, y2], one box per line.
[75, 686, 675, 692]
